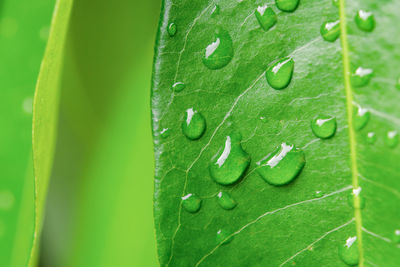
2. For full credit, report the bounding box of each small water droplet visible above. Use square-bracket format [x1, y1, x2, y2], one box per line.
[182, 108, 206, 140]
[160, 128, 170, 139]
[182, 193, 202, 213]
[347, 187, 365, 209]
[338, 236, 359, 266]
[266, 57, 294, 90]
[320, 20, 340, 42]
[351, 67, 373, 87]
[353, 105, 370, 131]
[315, 191, 323, 198]
[392, 229, 400, 243]
[396, 77, 400, 90]
[209, 133, 250, 185]
[275, 0, 300, 12]
[0, 191, 14, 210]
[171, 82, 186, 92]
[311, 115, 337, 139]
[355, 10, 375, 32]
[257, 143, 305, 186]
[366, 132, 376, 144]
[202, 27, 233, 70]
[22, 97, 33, 114]
[385, 130, 399, 148]
[332, 0, 339, 7]
[211, 4, 220, 17]
[216, 191, 237, 210]
[255, 5, 277, 32]
[167, 23, 177, 37]
[216, 229, 234, 245]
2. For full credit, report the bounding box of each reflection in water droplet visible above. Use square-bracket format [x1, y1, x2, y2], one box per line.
[351, 67, 373, 87]
[257, 143, 305, 186]
[171, 82, 185, 92]
[338, 236, 359, 266]
[355, 10, 375, 32]
[209, 133, 250, 185]
[182, 193, 202, 213]
[211, 5, 220, 17]
[216, 191, 237, 210]
[353, 105, 370, 131]
[182, 108, 206, 140]
[320, 20, 340, 42]
[202, 27, 233, 70]
[160, 128, 170, 139]
[167, 23, 177, 37]
[216, 229, 234, 245]
[315, 191, 323, 198]
[393, 229, 400, 243]
[386, 130, 399, 148]
[275, 0, 300, 12]
[255, 5, 277, 32]
[366, 132, 376, 144]
[347, 187, 365, 209]
[311, 115, 337, 139]
[0, 191, 14, 210]
[266, 57, 294, 90]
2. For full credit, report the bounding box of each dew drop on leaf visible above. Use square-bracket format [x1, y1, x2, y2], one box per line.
[216, 191, 237, 210]
[275, 0, 300, 12]
[353, 105, 370, 131]
[338, 236, 359, 266]
[255, 5, 277, 32]
[216, 229, 234, 245]
[266, 57, 294, 90]
[320, 20, 340, 42]
[315, 191, 323, 198]
[393, 229, 400, 244]
[351, 67, 373, 87]
[209, 133, 250, 185]
[311, 115, 337, 139]
[385, 130, 399, 148]
[167, 22, 177, 37]
[366, 132, 376, 144]
[355, 10, 375, 32]
[202, 27, 233, 70]
[347, 187, 365, 209]
[256, 143, 305, 186]
[181, 193, 202, 213]
[211, 4, 220, 17]
[182, 108, 206, 140]
[160, 128, 170, 139]
[332, 0, 339, 7]
[0, 191, 14, 211]
[171, 82, 185, 92]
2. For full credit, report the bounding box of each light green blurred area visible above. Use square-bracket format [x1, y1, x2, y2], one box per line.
[40, 0, 160, 266]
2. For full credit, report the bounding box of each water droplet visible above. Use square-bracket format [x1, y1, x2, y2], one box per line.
[216, 229, 234, 245]
[332, 0, 339, 7]
[385, 130, 399, 148]
[160, 128, 170, 139]
[393, 229, 400, 243]
[209, 133, 250, 185]
[266, 57, 294, 90]
[211, 4, 220, 17]
[0, 191, 14, 210]
[351, 67, 373, 87]
[353, 105, 370, 131]
[355, 10, 375, 32]
[320, 20, 340, 42]
[216, 191, 237, 210]
[182, 108, 206, 140]
[338, 236, 359, 266]
[275, 0, 300, 12]
[366, 132, 376, 144]
[256, 143, 305, 186]
[311, 115, 337, 139]
[255, 5, 277, 32]
[202, 27, 233, 70]
[171, 82, 185, 92]
[315, 191, 323, 198]
[167, 23, 177, 37]
[22, 97, 33, 114]
[347, 187, 365, 209]
[182, 193, 202, 213]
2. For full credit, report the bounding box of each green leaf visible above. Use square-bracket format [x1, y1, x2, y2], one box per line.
[152, 0, 400, 266]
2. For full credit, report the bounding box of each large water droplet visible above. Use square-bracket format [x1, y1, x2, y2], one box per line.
[393, 229, 400, 244]
[182, 108, 206, 140]
[202, 27, 233, 70]
[347, 187, 365, 209]
[275, 0, 300, 12]
[351, 67, 373, 87]
[182, 193, 202, 213]
[320, 20, 340, 42]
[355, 10, 375, 32]
[209, 133, 250, 185]
[216, 229, 234, 245]
[255, 5, 277, 32]
[266, 57, 294, 90]
[353, 105, 370, 131]
[338, 236, 359, 266]
[311, 115, 337, 139]
[168, 23, 177, 37]
[256, 143, 305, 186]
[386, 130, 399, 148]
[216, 191, 237, 210]
[171, 82, 185, 92]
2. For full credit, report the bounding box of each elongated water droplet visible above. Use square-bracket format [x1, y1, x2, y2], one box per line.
[209, 133, 250, 185]
[355, 10, 375, 32]
[275, 0, 300, 12]
[211, 4, 220, 17]
[171, 82, 185, 92]
[351, 67, 373, 87]
[338, 236, 359, 266]
[202, 27, 233, 70]
[257, 143, 305, 186]
[366, 132, 376, 144]
[347, 187, 365, 209]
[320, 20, 340, 42]
[311, 115, 337, 139]
[168, 23, 177, 37]
[216, 191, 237, 210]
[386, 130, 399, 148]
[393, 229, 400, 243]
[353, 105, 370, 131]
[160, 128, 170, 139]
[266, 57, 294, 90]
[182, 193, 202, 213]
[216, 229, 234, 245]
[182, 108, 206, 140]
[255, 5, 277, 32]
[332, 0, 339, 7]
